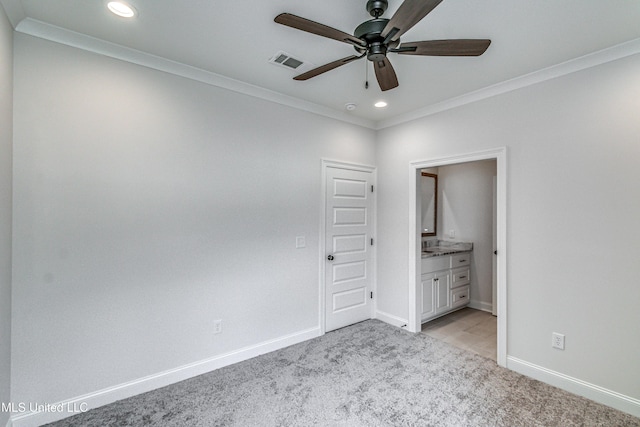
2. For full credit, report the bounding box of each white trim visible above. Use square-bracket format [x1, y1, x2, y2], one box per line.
[371, 169, 378, 324]
[507, 356, 640, 418]
[468, 300, 493, 313]
[321, 159, 377, 173]
[320, 159, 377, 334]
[14, 18, 375, 130]
[377, 37, 640, 130]
[319, 164, 328, 336]
[375, 310, 409, 329]
[8, 327, 320, 427]
[408, 167, 420, 334]
[408, 148, 508, 368]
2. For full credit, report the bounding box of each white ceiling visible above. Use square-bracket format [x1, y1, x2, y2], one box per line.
[4, 0, 640, 127]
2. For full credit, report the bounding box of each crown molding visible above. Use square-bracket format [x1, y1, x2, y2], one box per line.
[11, 16, 640, 132]
[376, 37, 640, 130]
[0, 0, 25, 28]
[14, 18, 377, 130]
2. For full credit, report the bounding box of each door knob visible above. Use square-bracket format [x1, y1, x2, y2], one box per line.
[327, 255, 334, 261]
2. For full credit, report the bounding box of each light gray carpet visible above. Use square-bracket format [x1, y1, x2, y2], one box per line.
[46, 320, 639, 426]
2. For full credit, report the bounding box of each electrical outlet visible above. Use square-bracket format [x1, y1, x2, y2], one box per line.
[552, 332, 565, 350]
[449, 229, 456, 239]
[213, 319, 223, 335]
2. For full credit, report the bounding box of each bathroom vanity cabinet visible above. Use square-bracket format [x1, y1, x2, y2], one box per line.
[421, 252, 471, 322]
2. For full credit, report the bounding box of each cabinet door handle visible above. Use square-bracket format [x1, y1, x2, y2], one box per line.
[459, 259, 466, 263]
[459, 276, 466, 279]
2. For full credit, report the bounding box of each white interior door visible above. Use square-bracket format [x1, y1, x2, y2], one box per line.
[325, 166, 374, 332]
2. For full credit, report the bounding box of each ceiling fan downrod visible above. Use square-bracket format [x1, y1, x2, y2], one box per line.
[366, 0, 388, 18]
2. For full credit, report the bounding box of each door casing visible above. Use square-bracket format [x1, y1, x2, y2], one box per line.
[409, 147, 507, 367]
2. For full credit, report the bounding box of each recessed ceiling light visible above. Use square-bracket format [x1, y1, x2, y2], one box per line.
[345, 103, 357, 111]
[374, 101, 388, 108]
[107, 1, 136, 18]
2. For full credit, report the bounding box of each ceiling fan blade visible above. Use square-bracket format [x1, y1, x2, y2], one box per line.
[394, 39, 491, 56]
[293, 55, 363, 81]
[374, 58, 399, 91]
[275, 13, 366, 47]
[381, 0, 443, 43]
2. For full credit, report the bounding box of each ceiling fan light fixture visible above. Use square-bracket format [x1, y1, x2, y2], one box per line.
[107, 1, 136, 18]
[374, 101, 388, 108]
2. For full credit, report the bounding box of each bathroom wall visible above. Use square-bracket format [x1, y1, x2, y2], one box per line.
[438, 160, 496, 311]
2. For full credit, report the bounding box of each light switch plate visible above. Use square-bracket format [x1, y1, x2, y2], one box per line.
[296, 236, 306, 248]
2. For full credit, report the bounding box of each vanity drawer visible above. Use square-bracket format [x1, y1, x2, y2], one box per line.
[421, 256, 450, 273]
[451, 267, 470, 288]
[451, 285, 470, 308]
[451, 253, 471, 267]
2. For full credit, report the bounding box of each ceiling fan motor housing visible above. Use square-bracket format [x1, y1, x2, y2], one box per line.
[354, 18, 398, 60]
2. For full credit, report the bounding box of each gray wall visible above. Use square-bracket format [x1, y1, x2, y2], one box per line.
[0, 5, 12, 427]
[11, 33, 376, 405]
[376, 53, 640, 400]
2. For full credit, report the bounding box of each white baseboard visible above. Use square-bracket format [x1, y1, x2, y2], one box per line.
[507, 356, 640, 418]
[375, 310, 409, 329]
[8, 326, 321, 427]
[468, 300, 493, 312]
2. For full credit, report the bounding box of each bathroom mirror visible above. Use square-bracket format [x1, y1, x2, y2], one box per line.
[421, 172, 438, 237]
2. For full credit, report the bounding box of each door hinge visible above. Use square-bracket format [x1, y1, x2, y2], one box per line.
[371, 185, 374, 193]
[370, 238, 374, 246]
[370, 291, 373, 299]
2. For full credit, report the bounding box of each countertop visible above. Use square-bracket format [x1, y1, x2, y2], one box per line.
[421, 241, 473, 258]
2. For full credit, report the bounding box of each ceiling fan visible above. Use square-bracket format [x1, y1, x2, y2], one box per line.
[274, 0, 491, 91]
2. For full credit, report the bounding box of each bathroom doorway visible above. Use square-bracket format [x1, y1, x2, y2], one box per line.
[419, 160, 497, 360]
[408, 148, 507, 367]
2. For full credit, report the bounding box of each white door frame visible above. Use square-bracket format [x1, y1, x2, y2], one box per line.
[408, 148, 507, 367]
[320, 159, 377, 335]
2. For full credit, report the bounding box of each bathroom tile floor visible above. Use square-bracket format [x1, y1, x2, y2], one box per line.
[421, 307, 497, 361]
